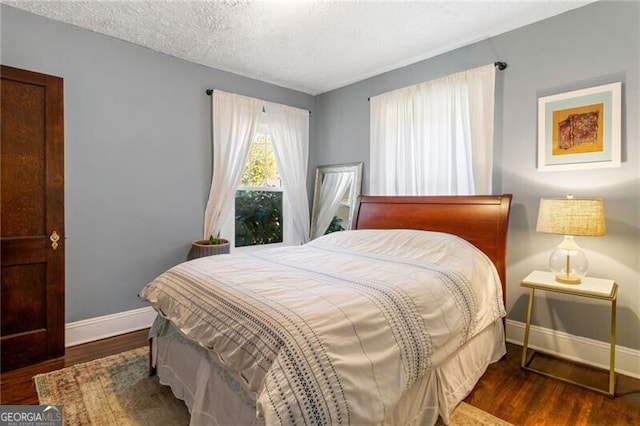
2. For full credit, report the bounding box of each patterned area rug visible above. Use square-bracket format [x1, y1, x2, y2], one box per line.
[444, 402, 512, 426]
[34, 347, 190, 425]
[35, 347, 511, 425]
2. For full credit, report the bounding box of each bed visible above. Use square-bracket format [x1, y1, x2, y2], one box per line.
[140, 194, 512, 425]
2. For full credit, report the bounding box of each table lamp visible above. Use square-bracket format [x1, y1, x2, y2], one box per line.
[536, 195, 606, 284]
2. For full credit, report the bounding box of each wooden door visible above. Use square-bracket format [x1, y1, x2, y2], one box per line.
[1, 65, 65, 371]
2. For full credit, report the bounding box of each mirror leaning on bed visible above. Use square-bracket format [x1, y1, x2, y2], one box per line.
[309, 162, 363, 240]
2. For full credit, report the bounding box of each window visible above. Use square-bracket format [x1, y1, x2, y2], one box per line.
[204, 91, 310, 249]
[234, 133, 284, 248]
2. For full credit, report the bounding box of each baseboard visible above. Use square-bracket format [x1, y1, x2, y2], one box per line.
[65, 306, 156, 347]
[506, 319, 640, 379]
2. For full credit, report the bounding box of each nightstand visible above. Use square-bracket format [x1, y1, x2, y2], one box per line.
[520, 270, 618, 397]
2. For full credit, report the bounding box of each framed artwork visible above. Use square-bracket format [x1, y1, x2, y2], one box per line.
[538, 82, 621, 171]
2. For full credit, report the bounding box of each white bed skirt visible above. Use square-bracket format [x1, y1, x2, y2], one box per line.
[153, 319, 505, 426]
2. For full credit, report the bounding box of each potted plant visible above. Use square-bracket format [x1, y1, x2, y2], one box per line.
[187, 235, 230, 260]
[325, 216, 345, 234]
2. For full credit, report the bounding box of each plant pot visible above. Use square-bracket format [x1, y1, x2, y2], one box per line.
[187, 238, 231, 260]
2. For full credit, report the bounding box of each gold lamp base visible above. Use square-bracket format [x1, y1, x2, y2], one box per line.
[555, 274, 582, 284]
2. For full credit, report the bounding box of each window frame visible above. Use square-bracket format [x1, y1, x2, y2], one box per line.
[221, 130, 294, 253]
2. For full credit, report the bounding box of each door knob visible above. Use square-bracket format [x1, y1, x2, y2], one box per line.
[50, 230, 60, 250]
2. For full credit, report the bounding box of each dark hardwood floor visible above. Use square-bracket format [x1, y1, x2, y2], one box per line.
[1, 332, 638, 425]
[466, 345, 640, 425]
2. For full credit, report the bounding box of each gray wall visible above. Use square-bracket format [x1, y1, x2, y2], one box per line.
[314, 1, 639, 350]
[1, 5, 315, 322]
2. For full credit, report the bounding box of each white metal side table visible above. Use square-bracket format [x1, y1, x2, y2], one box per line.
[520, 270, 618, 397]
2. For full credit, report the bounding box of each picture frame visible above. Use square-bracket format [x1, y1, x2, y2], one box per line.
[537, 82, 621, 171]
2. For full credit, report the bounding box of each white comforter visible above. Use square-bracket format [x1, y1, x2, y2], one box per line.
[139, 229, 505, 425]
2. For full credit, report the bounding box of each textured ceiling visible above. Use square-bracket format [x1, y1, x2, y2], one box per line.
[5, 1, 595, 95]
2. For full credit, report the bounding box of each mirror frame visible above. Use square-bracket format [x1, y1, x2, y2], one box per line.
[309, 162, 363, 239]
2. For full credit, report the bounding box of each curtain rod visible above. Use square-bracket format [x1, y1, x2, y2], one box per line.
[205, 89, 311, 114]
[366, 61, 508, 101]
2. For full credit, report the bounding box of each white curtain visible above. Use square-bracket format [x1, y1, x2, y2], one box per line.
[203, 91, 262, 239]
[312, 172, 353, 239]
[370, 64, 496, 195]
[267, 102, 311, 245]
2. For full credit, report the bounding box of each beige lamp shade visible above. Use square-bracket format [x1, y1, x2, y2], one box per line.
[536, 197, 606, 237]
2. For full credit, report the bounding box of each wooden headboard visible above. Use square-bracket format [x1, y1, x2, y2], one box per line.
[352, 194, 513, 299]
